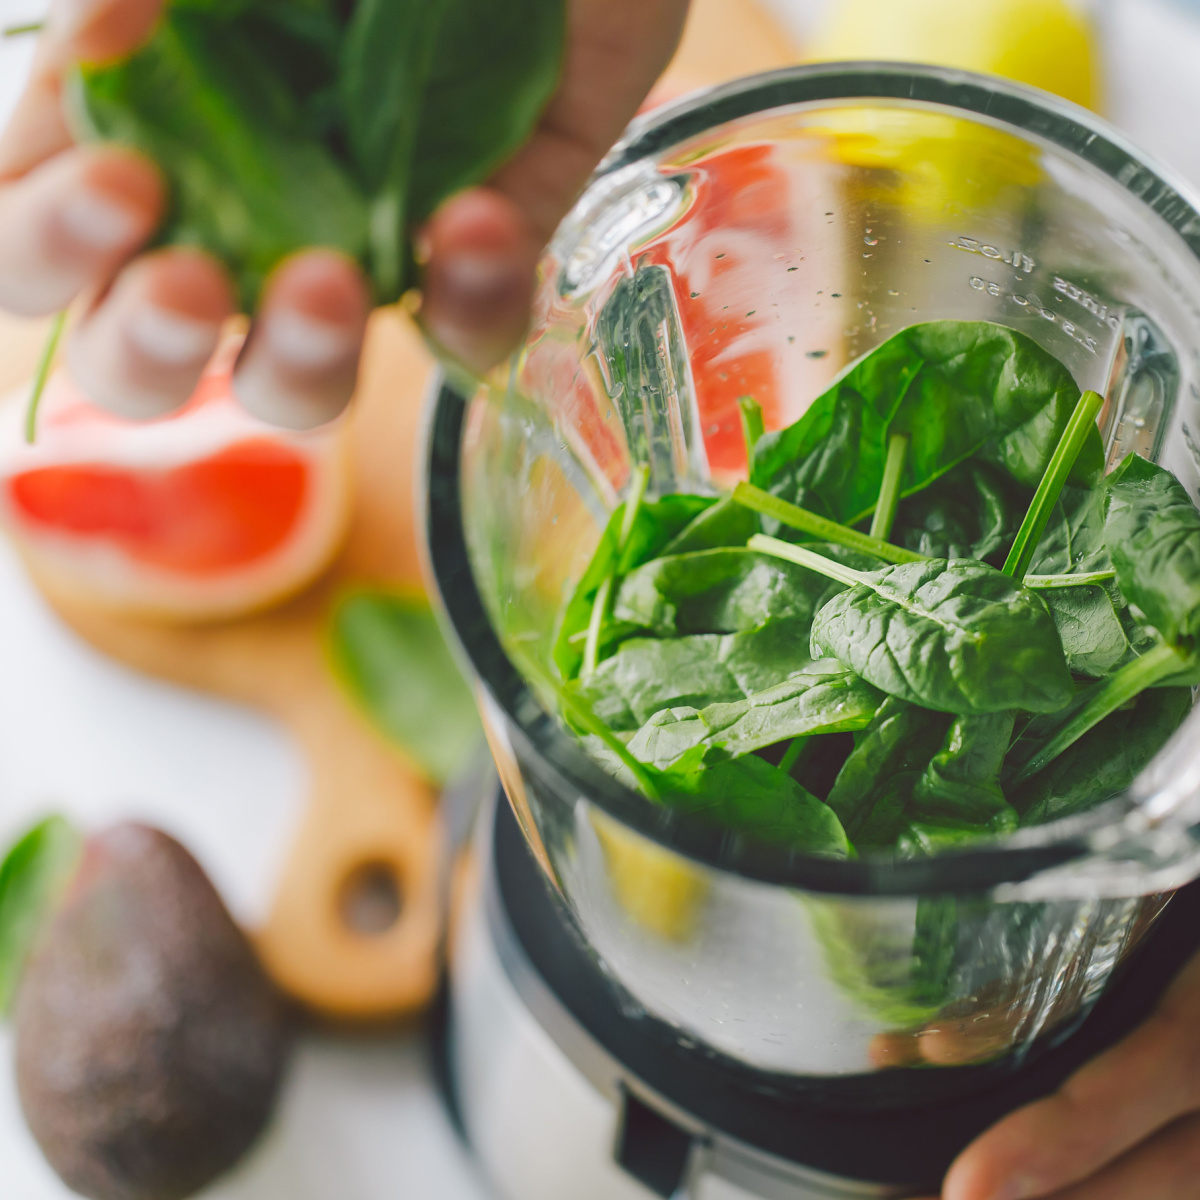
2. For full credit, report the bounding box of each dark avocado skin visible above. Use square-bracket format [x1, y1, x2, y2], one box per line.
[14, 823, 293, 1200]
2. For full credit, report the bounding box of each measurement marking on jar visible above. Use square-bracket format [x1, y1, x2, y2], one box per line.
[951, 236, 1035, 274]
[1052, 276, 1123, 331]
[969, 276, 1100, 353]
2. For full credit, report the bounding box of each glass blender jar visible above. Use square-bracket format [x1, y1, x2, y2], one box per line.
[426, 63, 1200, 1198]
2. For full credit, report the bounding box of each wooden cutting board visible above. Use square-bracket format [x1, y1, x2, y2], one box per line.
[0, 0, 799, 1023]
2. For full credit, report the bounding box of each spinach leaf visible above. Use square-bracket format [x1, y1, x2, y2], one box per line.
[1029, 484, 1111, 577]
[853, 771, 920, 849]
[796, 551, 1075, 715]
[752, 321, 1101, 527]
[339, 0, 447, 298]
[910, 713, 1018, 827]
[553, 493, 713, 680]
[613, 546, 846, 637]
[74, 4, 368, 308]
[0, 816, 82, 1014]
[659, 755, 850, 856]
[625, 662, 884, 770]
[406, 0, 565, 225]
[718, 618, 821, 695]
[896, 812, 1018, 856]
[1037, 584, 1133, 678]
[804, 893, 959, 1026]
[570, 617, 825, 732]
[585, 731, 850, 855]
[1104, 452, 1200, 646]
[330, 590, 482, 785]
[892, 460, 1026, 565]
[661, 495, 760, 555]
[1016, 688, 1193, 825]
[1008, 641, 1196, 785]
[73, 0, 566, 306]
[567, 635, 744, 732]
[825, 698, 949, 838]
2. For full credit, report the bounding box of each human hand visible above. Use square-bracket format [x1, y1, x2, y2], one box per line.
[0, 0, 689, 426]
[914, 946, 1200, 1200]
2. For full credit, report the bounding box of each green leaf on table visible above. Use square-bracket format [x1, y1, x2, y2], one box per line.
[751, 320, 1101, 529]
[1016, 687, 1194, 826]
[0, 816, 82, 1015]
[330, 591, 482, 785]
[1104, 452, 1200, 647]
[625, 662, 884, 770]
[809, 558, 1075, 715]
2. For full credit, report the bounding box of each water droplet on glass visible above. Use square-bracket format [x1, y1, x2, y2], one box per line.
[887, 289, 900, 296]
[831, 292, 842, 298]
[864, 236, 879, 246]
[690, 291, 700, 299]
[806, 349, 829, 359]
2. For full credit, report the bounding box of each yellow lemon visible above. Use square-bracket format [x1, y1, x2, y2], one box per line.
[592, 812, 709, 942]
[806, 0, 1099, 111]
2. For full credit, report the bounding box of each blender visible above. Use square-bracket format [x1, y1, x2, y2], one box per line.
[423, 64, 1200, 1198]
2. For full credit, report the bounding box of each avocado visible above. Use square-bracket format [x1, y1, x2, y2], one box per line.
[14, 824, 293, 1200]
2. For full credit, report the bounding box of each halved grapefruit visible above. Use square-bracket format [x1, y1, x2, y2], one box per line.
[0, 332, 352, 621]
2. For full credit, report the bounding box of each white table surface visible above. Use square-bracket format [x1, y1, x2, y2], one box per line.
[1, 1, 1199, 1197]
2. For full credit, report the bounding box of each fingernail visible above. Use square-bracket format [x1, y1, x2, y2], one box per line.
[441, 251, 522, 296]
[126, 304, 220, 366]
[58, 188, 144, 253]
[261, 309, 357, 371]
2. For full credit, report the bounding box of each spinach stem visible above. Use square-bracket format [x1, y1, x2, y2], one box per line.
[582, 577, 612, 677]
[2, 20, 43, 36]
[778, 736, 809, 776]
[1003, 389, 1104, 584]
[559, 689, 661, 801]
[24, 310, 67, 445]
[584, 464, 650, 677]
[734, 482, 927, 565]
[618, 464, 651, 549]
[869, 433, 909, 542]
[1025, 570, 1118, 589]
[1012, 641, 1189, 784]
[738, 395, 765, 475]
[749, 535, 866, 587]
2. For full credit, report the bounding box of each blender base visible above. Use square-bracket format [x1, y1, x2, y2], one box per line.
[442, 791, 1200, 1200]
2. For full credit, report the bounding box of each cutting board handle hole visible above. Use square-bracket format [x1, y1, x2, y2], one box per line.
[338, 860, 404, 936]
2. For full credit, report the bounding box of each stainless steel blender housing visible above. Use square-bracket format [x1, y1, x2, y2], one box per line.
[426, 63, 1200, 1091]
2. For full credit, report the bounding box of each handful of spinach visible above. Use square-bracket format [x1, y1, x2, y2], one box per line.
[552, 319, 1198, 860]
[69, 0, 566, 307]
